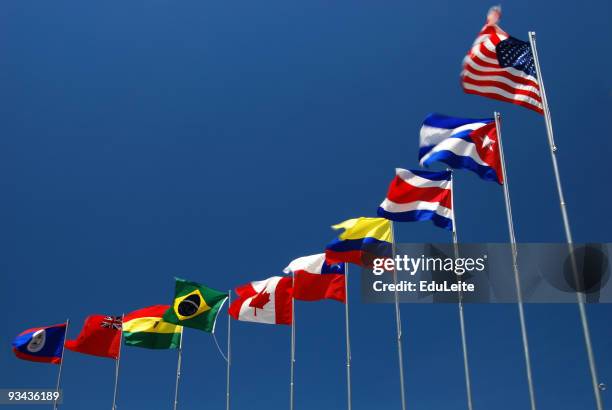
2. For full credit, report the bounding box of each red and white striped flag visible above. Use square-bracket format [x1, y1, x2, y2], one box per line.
[461, 6, 543, 114]
[228, 276, 293, 325]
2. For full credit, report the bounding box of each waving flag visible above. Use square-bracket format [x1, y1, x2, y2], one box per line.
[229, 276, 293, 325]
[12, 323, 67, 364]
[325, 217, 392, 267]
[162, 279, 228, 333]
[377, 169, 453, 230]
[65, 315, 122, 359]
[284, 254, 346, 303]
[461, 6, 543, 113]
[419, 113, 502, 184]
[123, 305, 182, 350]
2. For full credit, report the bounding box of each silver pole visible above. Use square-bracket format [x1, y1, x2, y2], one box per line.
[290, 272, 296, 410]
[173, 328, 184, 410]
[390, 221, 407, 410]
[53, 319, 69, 410]
[495, 112, 537, 410]
[112, 314, 124, 410]
[344, 264, 352, 410]
[528, 31, 603, 410]
[226, 291, 232, 410]
[449, 171, 474, 410]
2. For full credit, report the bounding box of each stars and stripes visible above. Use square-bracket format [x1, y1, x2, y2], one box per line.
[377, 168, 454, 230]
[461, 6, 543, 114]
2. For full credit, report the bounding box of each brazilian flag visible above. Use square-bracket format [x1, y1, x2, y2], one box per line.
[163, 278, 228, 332]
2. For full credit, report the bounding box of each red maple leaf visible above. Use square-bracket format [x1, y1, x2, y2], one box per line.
[249, 290, 271, 316]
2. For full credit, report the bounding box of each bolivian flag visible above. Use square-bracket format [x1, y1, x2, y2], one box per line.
[123, 305, 182, 349]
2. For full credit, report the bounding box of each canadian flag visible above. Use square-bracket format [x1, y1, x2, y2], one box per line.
[228, 276, 293, 325]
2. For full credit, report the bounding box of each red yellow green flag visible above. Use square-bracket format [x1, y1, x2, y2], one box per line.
[123, 305, 181, 349]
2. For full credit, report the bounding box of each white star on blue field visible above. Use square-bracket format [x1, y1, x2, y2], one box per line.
[1, 1, 611, 409]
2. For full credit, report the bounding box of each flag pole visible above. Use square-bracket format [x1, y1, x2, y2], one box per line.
[390, 221, 407, 410]
[112, 314, 124, 410]
[173, 328, 184, 410]
[290, 272, 296, 410]
[52, 319, 69, 410]
[528, 31, 603, 410]
[344, 263, 352, 410]
[449, 171, 474, 410]
[226, 291, 232, 410]
[495, 111, 537, 410]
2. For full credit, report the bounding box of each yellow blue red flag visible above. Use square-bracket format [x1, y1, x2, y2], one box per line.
[325, 217, 392, 267]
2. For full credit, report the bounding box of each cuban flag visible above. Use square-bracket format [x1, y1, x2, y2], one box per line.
[377, 168, 453, 230]
[283, 253, 346, 303]
[12, 323, 67, 364]
[419, 113, 503, 185]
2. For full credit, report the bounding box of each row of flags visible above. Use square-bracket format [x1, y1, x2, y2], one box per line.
[12, 3, 534, 362]
[13, 6, 597, 410]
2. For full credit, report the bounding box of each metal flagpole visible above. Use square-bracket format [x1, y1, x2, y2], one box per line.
[52, 319, 69, 410]
[495, 112, 537, 410]
[449, 171, 474, 410]
[390, 221, 407, 410]
[344, 264, 352, 410]
[173, 328, 184, 410]
[111, 314, 124, 410]
[290, 272, 296, 410]
[528, 31, 603, 410]
[226, 291, 232, 410]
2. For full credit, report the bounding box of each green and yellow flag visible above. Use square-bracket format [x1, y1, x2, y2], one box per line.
[123, 305, 182, 349]
[163, 278, 228, 332]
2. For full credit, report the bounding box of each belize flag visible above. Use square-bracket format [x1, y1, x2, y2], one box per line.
[419, 113, 503, 184]
[377, 168, 453, 231]
[284, 253, 346, 303]
[12, 323, 67, 364]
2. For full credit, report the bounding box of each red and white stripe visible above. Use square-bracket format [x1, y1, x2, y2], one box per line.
[461, 8, 543, 114]
[379, 168, 453, 220]
[228, 276, 293, 325]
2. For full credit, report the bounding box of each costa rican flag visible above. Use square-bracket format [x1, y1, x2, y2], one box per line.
[419, 113, 503, 184]
[377, 168, 453, 231]
[461, 6, 543, 114]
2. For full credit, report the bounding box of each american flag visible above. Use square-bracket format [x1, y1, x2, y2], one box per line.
[461, 6, 543, 114]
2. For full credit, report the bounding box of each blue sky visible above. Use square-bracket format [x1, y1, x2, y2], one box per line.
[1, 1, 611, 409]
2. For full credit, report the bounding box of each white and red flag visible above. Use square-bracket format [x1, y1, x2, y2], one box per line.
[229, 276, 293, 325]
[284, 253, 346, 303]
[461, 6, 543, 113]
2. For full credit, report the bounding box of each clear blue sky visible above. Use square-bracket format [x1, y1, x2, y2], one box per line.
[1, 1, 611, 409]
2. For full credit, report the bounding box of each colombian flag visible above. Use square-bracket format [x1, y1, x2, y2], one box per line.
[123, 305, 182, 350]
[325, 217, 393, 267]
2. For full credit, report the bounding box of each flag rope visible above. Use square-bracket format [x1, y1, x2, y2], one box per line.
[495, 112, 538, 410]
[528, 31, 603, 410]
